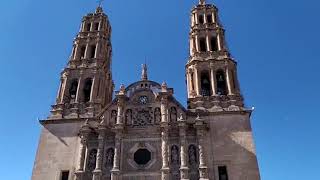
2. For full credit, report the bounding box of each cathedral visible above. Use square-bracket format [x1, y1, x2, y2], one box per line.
[32, 1, 261, 180]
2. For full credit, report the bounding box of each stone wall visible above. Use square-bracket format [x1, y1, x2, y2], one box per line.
[32, 122, 82, 180]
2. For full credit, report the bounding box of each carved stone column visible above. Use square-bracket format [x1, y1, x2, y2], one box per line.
[194, 116, 209, 180]
[75, 75, 83, 103]
[178, 115, 189, 180]
[111, 85, 126, 180]
[160, 83, 170, 180]
[75, 121, 91, 180]
[225, 65, 234, 95]
[90, 76, 96, 103]
[210, 64, 216, 96]
[111, 133, 122, 180]
[60, 72, 68, 103]
[216, 28, 224, 51]
[116, 85, 126, 125]
[206, 34, 211, 52]
[93, 125, 106, 180]
[195, 35, 200, 53]
[194, 65, 200, 96]
[161, 128, 170, 180]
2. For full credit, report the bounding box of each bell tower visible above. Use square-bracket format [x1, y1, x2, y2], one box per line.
[186, 0, 243, 111]
[50, 6, 113, 119]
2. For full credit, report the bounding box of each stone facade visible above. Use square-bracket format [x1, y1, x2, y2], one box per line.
[32, 1, 260, 180]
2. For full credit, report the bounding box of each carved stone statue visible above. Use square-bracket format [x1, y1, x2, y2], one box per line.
[105, 148, 114, 168]
[111, 110, 117, 125]
[171, 145, 179, 165]
[87, 149, 97, 171]
[125, 109, 132, 125]
[154, 107, 161, 124]
[170, 107, 177, 122]
[188, 145, 197, 165]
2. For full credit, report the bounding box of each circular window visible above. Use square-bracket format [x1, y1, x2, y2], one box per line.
[134, 149, 151, 165]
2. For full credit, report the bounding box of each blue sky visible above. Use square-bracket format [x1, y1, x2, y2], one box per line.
[0, 0, 319, 179]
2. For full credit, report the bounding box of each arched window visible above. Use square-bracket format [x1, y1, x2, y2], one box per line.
[80, 46, 86, 59]
[85, 22, 91, 31]
[199, 38, 207, 52]
[207, 14, 213, 23]
[200, 71, 211, 96]
[216, 70, 227, 95]
[83, 78, 93, 102]
[69, 79, 78, 100]
[89, 45, 96, 59]
[170, 107, 177, 122]
[210, 37, 218, 51]
[86, 149, 97, 171]
[188, 145, 198, 165]
[199, 14, 204, 24]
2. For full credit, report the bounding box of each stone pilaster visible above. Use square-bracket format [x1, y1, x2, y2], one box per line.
[75, 121, 91, 180]
[178, 115, 189, 180]
[225, 64, 234, 95]
[116, 85, 126, 125]
[210, 64, 216, 96]
[160, 82, 170, 180]
[93, 125, 106, 180]
[111, 132, 122, 180]
[194, 116, 209, 180]
[161, 128, 170, 180]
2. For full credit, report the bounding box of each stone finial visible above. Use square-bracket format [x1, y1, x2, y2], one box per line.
[199, 0, 206, 5]
[161, 82, 168, 91]
[141, 64, 148, 81]
[119, 84, 126, 95]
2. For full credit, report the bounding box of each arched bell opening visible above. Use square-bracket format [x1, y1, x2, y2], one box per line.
[200, 71, 212, 96]
[216, 70, 227, 95]
[83, 78, 93, 103]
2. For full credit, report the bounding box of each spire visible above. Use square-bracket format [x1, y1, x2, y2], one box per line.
[95, 0, 104, 13]
[141, 64, 148, 81]
[199, 0, 206, 5]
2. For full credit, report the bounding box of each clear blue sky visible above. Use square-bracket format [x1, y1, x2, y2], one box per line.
[0, 0, 319, 179]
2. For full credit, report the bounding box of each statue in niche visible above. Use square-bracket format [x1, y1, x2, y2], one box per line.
[188, 145, 197, 165]
[171, 145, 179, 165]
[170, 107, 177, 123]
[87, 149, 97, 171]
[125, 109, 132, 125]
[105, 148, 114, 168]
[111, 110, 117, 125]
[154, 107, 161, 123]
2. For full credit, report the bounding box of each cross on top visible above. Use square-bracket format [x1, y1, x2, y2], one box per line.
[199, 0, 206, 5]
[97, 0, 105, 7]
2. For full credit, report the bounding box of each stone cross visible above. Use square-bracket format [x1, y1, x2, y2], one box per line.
[97, 0, 105, 7]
